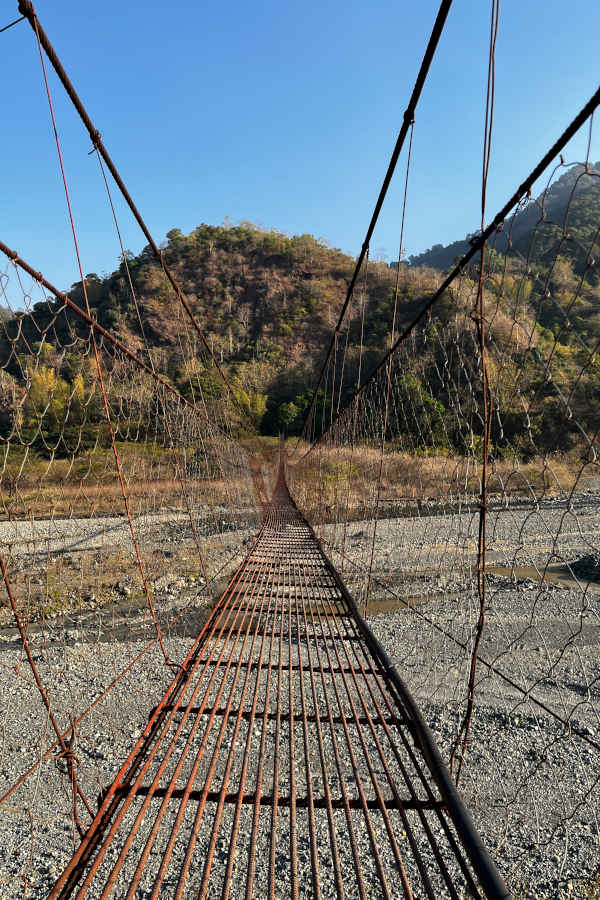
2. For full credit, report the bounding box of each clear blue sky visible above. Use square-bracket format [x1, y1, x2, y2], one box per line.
[1, 0, 599, 295]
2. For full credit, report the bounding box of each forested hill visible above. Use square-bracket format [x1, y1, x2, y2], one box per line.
[7, 224, 440, 435]
[2, 184, 599, 449]
[408, 161, 600, 272]
[72, 225, 419, 433]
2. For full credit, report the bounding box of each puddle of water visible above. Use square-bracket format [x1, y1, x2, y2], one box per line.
[365, 561, 600, 617]
[365, 590, 465, 617]
[487, 564, 600, 594]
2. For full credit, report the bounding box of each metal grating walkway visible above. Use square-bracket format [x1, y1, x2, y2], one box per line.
[49, 464, 508, 899]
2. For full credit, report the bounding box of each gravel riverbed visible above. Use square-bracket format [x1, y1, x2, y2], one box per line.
[0, 495, 598, 897]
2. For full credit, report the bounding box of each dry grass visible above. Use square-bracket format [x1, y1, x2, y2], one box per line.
[0, 443, 256, 518]
[0, 536, 220, 626]
[288, 442, 595, 518]
[0, 478, 255, 519]
[0, 477, 253, 519]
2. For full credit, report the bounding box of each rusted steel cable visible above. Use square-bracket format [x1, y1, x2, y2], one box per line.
[302, 82, 600, 455]
[321, 535, 600, 758]
[33, 19, 170, 663]
[0, 240, 230, 435]
[17, 0, 255, 429]
[0, 554, 93, 822]
[299, 0, 454, 440]
[0, 539, 249, 810]
[449, 0, 500, 785]
[94, 151, 156, 372]
[365, 121, 415, 609]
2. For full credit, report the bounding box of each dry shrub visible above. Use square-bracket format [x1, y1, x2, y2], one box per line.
[289, 442, 589, 521]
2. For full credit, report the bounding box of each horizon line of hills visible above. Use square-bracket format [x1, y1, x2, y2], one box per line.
[0, 160, 598, 449]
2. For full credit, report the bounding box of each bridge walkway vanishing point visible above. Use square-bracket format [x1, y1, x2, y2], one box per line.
[49, 457, 508, 900]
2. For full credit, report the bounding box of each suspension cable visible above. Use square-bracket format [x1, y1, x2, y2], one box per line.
[299, 0, 454, 441]
[0, 14, 24, 32]
[303, 83, 600, 456]
[17, 0, 256, 431]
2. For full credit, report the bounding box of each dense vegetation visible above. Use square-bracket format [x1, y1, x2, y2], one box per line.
[1, 223, 439, 442]
[0, 159, 598, 458]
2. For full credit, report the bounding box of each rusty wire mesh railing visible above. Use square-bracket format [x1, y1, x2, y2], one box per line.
[0, 247, 270, 895]
[289, 108, 600, 899]
[0, 2, 272, 891]
[1, 0, 599, 896]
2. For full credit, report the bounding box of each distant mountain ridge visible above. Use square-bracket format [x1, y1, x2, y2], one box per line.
[407, 161, 600, 273]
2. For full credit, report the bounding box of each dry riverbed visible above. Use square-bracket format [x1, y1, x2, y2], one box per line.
[0, 495, 598, 896]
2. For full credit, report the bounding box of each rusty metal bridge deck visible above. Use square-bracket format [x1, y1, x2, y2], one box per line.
[49, 468, 507, 899]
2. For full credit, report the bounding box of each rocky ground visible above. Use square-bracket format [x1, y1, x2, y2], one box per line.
[0, 494, 598, 897]
[368, 579, 600, 899]
[0, 509, 256, 640]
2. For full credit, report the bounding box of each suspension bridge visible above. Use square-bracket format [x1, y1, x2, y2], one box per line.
[45, 456, 506, 898]
[1, 1, 599, 898]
